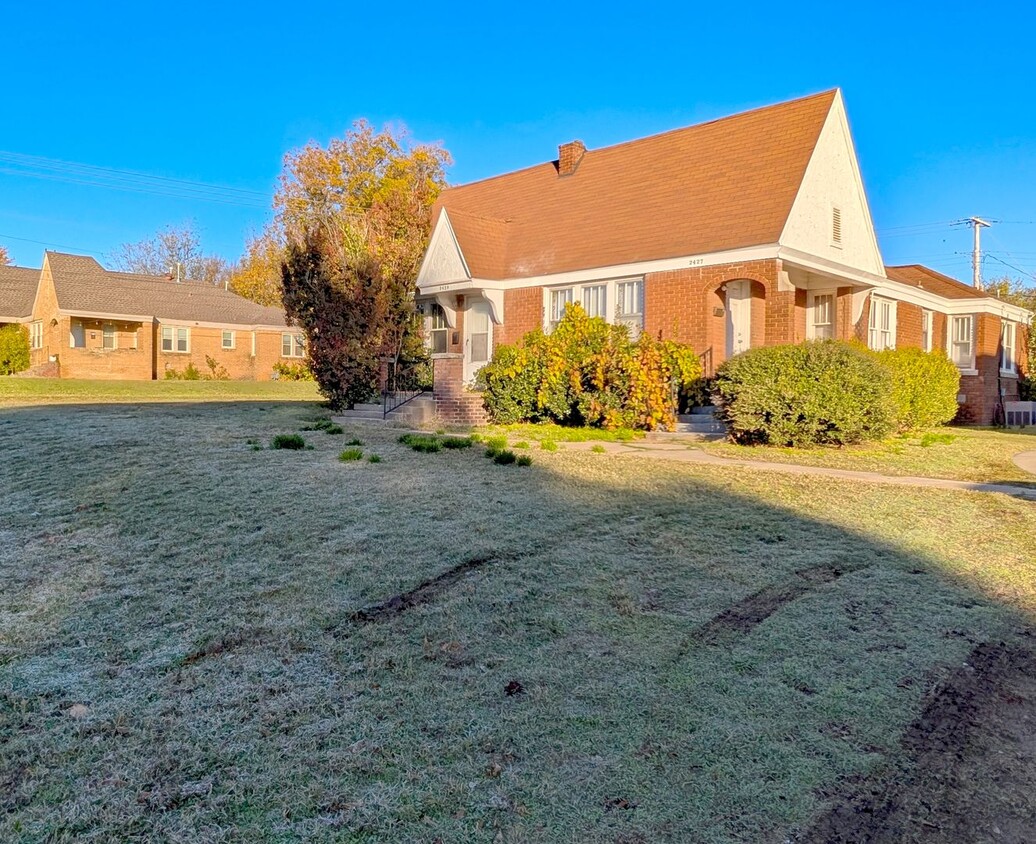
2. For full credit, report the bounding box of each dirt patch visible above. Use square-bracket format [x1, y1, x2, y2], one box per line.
[348, 554, 495, 623]
[691, 563, 848, 646]
[797, 638, 1036, 843]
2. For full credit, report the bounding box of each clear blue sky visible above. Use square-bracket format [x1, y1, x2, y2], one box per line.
[1, 1, 1034, 284]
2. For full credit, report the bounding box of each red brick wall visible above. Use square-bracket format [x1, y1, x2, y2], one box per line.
[432, 354, 489, 425]
[155, 324, 289, 381]
[497, 287, 542, 348]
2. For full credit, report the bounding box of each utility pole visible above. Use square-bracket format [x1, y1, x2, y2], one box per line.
[969, 217, 991, 289]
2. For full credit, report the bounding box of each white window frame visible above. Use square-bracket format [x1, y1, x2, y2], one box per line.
[921, 309, 933, 353]
[868, 296, 897, 351]
[948, 314, 975, 373]
[582, 284, 607, 319]
[281, 332, 305, 358]
[102, 323, 117, 350]
[544, 278, 644, 336]
[1000, 320, 1017, 376]
[161, 325, 190, 353]
[221, 330, 235, 351]
[806, 289, 836, 340]
[29, 321, 43, 350]
[425, 303, 449, 355]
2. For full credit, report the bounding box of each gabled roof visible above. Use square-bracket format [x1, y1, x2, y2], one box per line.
[45, 252, 289, 327]
[884, 264, 995, 301]
[434, 89, 838, 280]
[0, 265, 41, 321]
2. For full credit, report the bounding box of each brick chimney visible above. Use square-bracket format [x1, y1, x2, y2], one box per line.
[558, 140, 586, 177]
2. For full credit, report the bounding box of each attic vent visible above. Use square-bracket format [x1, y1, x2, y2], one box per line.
[832, 207, 843, 246]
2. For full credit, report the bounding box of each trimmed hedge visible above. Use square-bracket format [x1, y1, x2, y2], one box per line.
[875, 346, 960, 431]
[713, 341, 897, 446]
[0, 324, 30, 375]
[477, 304, 702, 431]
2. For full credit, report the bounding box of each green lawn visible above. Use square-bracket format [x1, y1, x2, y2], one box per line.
[0, 376, 322, 405]
[1, 400, 1034, 842]
[702, 426, 1036, 486]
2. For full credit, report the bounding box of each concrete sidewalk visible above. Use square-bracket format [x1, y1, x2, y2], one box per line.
[561, 441, 1036, 502]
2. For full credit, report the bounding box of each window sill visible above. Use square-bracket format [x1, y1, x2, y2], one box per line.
[162, 349, 191, 355]
[957, 368, 979, 377]
[1000, 370, 1018, 379]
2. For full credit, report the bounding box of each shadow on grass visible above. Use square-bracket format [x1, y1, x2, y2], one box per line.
[0, 402, 1033, 843]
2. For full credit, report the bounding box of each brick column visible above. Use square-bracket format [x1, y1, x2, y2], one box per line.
[432, 353, 489, 426]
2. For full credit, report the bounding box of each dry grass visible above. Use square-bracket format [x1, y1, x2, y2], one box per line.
[1, 399, 1034, 842]
[703, 426, 1036, 486]
[0, 376, 321, 406]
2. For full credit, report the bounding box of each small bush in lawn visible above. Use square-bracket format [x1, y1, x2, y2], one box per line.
[346, 438, 363, 446]
[493, 449, 517, 465]
[484, 436, 508, 458]
[324, 424, 344, 435]
[714, 341, 896, 447]
[875, 347, 961, 431]
[0, 324, 29, 374]
[271, 433, 306, 450]
[338, 447, 363, 462]
[399, 433, 442, 453]
[921, 432, 956, 448]
[513, 441, 529, 449]
[590, 444, 606, 453]
[516, 454, 533, 466]
[541, 440, 558, 452]
[442, 436, 474, 449]
[368, 453, 382, 463]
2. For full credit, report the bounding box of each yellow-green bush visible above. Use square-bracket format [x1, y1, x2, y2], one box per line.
[477, 304, 702, 430]
[0, 325, 30, 375]
[875, 346, 960, 431]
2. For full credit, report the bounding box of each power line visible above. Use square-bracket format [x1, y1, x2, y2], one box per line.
[0, 231, 105, 256]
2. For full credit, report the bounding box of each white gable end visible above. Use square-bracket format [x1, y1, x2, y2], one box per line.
[779, 91, 885, 277]
[416, 210, 471, 290]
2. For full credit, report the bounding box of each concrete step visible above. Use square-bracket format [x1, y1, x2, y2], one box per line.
[674, 421, 726, 435]
[645, 430, 725, 443]
[387, 395, 436, 424]
[684, 406, 717, 418]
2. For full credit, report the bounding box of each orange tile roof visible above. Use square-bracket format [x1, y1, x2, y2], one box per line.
[435, 90, 838, 280]
[884, 264, 994, 300]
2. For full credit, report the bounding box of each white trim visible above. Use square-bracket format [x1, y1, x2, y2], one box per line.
[221, 329, 236, 350]
[101, 322, 118, 350]
[29, 320, 43, 350]
[161, 325, 191, 354]
[1000, 320, 1017, 376]
[867, 294, 897, 351]
[419, 243, 779, 295]
[463, 298, 493, 383]
[921, 309, 933, 353]
[415, 209, 472, 287]
[947, 314, 976, 371]
[281, 332, 306, 358]
[541, 277, 644, 335]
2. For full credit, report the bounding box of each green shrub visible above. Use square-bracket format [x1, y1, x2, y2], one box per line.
[714, 341, 896, 447]
[0, 325, 29, 375]
[204, 355, 230, 380]
[541, 440, 558, 452]
[368, 453, 382, 463]
[399, 433, 442, 453]
[876, 347, 960, 431]
[271, 433, 307, 450]
[1020, 376, 1034, 402]
[324, 424, 344, 435]
[164, 361, 202, 381]
[338, 447, 363, 462]
[272, 360, 316, 381]
[484, 435, 508, 458]
[920, 432, 955, 447]
[493, 449, 517, 465]
[441, 436, 474, 449]
[513, 441, 529, 449]
[476, 304, 702, 431]
[516, 454, 533, 466]
[345, 437, 363, 446]
[590, 444, 606, 454]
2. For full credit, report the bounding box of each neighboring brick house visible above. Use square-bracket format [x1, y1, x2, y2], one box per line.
[415, 88, 1031, 425]
[4, 251, 304, 380]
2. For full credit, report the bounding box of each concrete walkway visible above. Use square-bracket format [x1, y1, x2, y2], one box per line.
[561, 440, 1036, 502]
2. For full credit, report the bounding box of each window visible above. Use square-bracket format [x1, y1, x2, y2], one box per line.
[29, 321, 43, 350]
[832, 206, 842, 247]
[921, 310, 933, 352]
[222, 330, 235, 350]
[949, 315, 974, 370]
[808, 292, 835, 340]
[427, 304, 448, 354]
[161, 326, 190, 352]
[616, 280, 644, 337]
[548, 288, 573, 331]
[1001, 321, 1016, 375]
[582, 284, 607, 319]
[867, 296, 896, 350]
[282, 333, 305, 358]
[102, 324, 116, 350]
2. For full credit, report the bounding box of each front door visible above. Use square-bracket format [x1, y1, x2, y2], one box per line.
[464, 299, 493, 382]
[725, 280, 751, 358]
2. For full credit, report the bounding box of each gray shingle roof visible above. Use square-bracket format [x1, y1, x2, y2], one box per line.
[0, 265, 41, 320]
[45, 252, 289, 327]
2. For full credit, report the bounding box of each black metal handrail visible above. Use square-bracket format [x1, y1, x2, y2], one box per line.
[383, 361, 433, 418]
[698, 347, 714, 379]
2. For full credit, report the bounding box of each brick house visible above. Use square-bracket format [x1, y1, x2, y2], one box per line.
[415, 89, 1030, 425]
[3, 251, 304, 380]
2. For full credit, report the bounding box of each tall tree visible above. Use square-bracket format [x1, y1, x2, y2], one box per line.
[108, 223, 230, 286]
[988, 275, 1036, 375]
[277, 121, 450, 405]
[228, 227, 284, 306]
